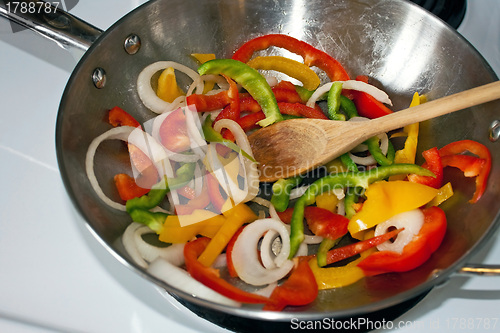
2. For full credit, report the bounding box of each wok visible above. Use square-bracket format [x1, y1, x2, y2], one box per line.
[3, 0, 499, 326]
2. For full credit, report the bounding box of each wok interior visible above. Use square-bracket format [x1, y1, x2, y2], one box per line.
[56, 0, 500, 320]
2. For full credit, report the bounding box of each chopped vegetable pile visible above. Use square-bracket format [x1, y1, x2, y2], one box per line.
[85, 34, 492, 311]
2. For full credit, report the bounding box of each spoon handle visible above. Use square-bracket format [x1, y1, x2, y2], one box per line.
[368, 81, 500, 134]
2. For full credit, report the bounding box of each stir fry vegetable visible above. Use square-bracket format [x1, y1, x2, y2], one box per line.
[85, 33, 492, 312]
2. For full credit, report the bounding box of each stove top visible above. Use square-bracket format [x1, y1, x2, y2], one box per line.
[0, 1, 499, 332]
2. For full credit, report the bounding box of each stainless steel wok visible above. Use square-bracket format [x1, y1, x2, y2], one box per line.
[2, 0, 499, 325]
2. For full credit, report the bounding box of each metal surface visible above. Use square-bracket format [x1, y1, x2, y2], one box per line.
[21, 0, 499, 322]
[0, 0, 101, 54]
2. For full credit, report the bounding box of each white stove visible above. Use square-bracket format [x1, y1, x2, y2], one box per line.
[0, 1, 499, 332]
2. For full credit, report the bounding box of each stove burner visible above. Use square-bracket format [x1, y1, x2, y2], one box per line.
[410, 0, 467, 29]
[178, 290, 430, 333]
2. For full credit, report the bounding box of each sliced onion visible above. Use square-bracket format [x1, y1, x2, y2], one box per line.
[349, 132, 389, 166]
[213, 119, 253, 158]
[375, 209, 425, 254]
[252, 282, 277, 298]
[137, 61, 204, 114]
[86, 126, 170, 211]
[306, 80, 392, 108]
[232, 218, 295, 286]
[184, 106, 208, 157]
[122, 223, 186, 268]
[341, 80, 392, 105]
[122, 222, 148, 268]
[296, 242, 309, 257]
[251, 197, 271, 208]
[213, 119, 259, 202]
[289, 185, 309, 200]
[147, 257, 241, 307]
[187, 74, 229, 96]
[205, 120, 259, 205]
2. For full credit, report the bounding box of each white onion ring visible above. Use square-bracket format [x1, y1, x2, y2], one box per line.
[213, 119, 254, 158]
[349, 132, 389, 166]
[251, 197, 271, 208]
[147, 257, 241, 307]
[289, 185, 310, 200]
[375, 209, 424, 254]
[137, 61, 204, 114]
[187, 74, 229, 96]
[184, 106, 208, 157]
[207, 119, 259, 204]
[86, 126, 169, 210]
[232, 218, 295, 286]
[122, 222, 148, 268]
[122, 223, 186, 268]
[306, 80, 392, 108]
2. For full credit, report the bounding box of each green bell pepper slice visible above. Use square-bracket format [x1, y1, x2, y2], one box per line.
[126, 162, 195, 213]
[198, 59, 283, 127]
[270, 175, 304, 212]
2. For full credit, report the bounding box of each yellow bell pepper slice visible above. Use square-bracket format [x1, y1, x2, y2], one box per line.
[191, 53, 216, 64]
[191, 53, 216, 93]
[246, 55, 321, 90]
[427, 182, 454, 207]
[198, 203, 257, 267]
[157, 67, 185, 103]
[315, 192, 339, 213]
[348, 180, 438, 238]
[158, 210, 226, 244]
[389, 92, 426, 180]
[308, 231, 376, 290]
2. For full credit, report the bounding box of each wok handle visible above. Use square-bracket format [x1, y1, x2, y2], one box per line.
[457, 264, 500, 276]
[0, 0, 101, 53]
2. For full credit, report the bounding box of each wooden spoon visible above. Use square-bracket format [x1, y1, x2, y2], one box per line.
[249, 81, 500, 182]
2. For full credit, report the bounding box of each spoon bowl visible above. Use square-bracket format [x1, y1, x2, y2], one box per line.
[249, 81, 500, 182]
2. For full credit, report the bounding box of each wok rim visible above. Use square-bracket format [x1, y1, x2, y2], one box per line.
[54, 0, 500, 322]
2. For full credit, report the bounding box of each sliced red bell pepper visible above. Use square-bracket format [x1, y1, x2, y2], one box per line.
[225, 225, 246, 278]
[176, 185, 196, 200]
[262, 258, 318, 311]
[108, 106, 141, 128]
[206, 172, 226, 213]
[278, 102, 328, 119]
[441, 154, 486, 177]
[324, 228, 402, 265]
[350, 75, 393, 119]
[438, 140, 491, 203]
[272, 87, 303, 104]
[237, 111, 266, 132]
[352, 90, 393, 119]
[276, 207, 294, 224]
[113, 173, 150, 201]
[184, 237, 271, 304]
[303, 206, 349, 240]
[186, 90, 232, 112]
[232, 34, 350, 82]
[239, 96, 261, 113]
[126, 143, 158, 189]
[159, 107, 190, 153]
[175, 180, 211, 215]
[213, 75, 241, 141]
[357, 206, 447, 276]
[274, 80, 298, 91]
[408, 147, 443, 189]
